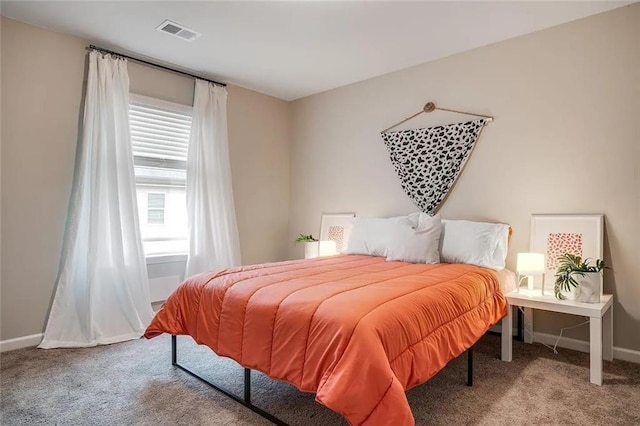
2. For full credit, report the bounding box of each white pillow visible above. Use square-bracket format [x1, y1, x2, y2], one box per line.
[439, 219, 509, 270]
[344, 213, 442, 263]
[343, 215, 405, 256]
[385, 214, 442, 264]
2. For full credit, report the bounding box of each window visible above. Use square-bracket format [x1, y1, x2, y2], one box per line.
[129, 94, 192, 256]
[147, 193, 166, 224]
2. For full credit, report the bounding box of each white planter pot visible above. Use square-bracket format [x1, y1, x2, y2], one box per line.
[558, 285, 579, 301]
[575, 272, 602, 303]
[557, 272, 602, 303]
[304, 241, 319, 259]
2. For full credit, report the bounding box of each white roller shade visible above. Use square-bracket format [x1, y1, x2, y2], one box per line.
[130, 96, 192, 163]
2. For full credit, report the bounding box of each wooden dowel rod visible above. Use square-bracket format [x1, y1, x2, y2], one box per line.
[381, 110, 425, 133]
[381, 101, 493, 133]
[435, 106, 493, 120]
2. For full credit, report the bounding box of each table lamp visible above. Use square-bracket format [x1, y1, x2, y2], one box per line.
[516, 253, 545, 294]
[319, 240, 338, 257]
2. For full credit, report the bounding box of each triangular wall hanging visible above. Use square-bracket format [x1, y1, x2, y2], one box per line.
[380, 102, 493, 214]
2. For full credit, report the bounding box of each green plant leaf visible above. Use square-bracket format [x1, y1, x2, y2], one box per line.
[554, 253, 606, 299]
[294, 233, 318, 243]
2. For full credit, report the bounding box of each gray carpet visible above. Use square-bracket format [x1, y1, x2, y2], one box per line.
[2, 334, 639, 425]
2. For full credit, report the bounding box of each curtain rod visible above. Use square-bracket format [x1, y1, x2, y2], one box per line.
[87, 44, 226, 87]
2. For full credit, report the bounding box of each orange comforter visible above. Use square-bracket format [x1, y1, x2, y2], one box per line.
[145, 255, 507, 425]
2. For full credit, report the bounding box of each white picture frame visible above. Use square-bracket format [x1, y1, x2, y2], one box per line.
[529, 214, 604, 294]
[320, 213, 355, 253]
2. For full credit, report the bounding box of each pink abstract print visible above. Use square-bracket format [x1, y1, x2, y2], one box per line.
[546, 233, 583, 269]
[328, 226, 345, 252]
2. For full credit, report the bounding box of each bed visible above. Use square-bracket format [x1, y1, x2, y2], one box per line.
[145, 254, 511, 425]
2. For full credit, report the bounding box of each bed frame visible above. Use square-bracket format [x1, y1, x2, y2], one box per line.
[171, 335, 475, 426]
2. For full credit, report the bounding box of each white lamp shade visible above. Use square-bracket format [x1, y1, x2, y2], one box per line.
[319, 240, 338, 257]
[516, 252, 545, 275]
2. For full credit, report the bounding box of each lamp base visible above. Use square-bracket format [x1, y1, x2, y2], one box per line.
[527, 275, 534, 292]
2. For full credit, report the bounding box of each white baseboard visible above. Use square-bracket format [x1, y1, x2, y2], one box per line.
[534, 332, 589, 353]
[613, 346, 640, 364]
[490, 324, 518, 336]
[534, 331, 640, 364]
[0, 333, 43, 352]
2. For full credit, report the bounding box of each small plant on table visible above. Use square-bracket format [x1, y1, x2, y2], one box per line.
[554, 254, 606, 300]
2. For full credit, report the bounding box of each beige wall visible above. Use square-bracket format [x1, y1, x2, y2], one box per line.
[2, 5, 639, 354]
[1, 18, 85, 341]
[227, 84, 290, 264]
[289, 5, 640, 351]
[0, 17, 290, 340]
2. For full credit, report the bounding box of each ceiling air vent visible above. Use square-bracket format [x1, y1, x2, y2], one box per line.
[156, 20, 201, 42]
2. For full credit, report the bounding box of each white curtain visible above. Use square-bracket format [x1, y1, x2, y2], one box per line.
[186, 80, 241, 276]
[39, 52, 153, 348]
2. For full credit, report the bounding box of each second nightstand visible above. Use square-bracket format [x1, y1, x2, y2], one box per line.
[501, 290, 613, 385]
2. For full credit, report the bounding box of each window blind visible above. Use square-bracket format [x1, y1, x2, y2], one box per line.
[130, 100, 192, 163]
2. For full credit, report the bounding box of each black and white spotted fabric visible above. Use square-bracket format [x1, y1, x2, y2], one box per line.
[381, 119, 486, 214]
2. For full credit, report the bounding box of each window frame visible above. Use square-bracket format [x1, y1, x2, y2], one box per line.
[130, 93, 193, 258]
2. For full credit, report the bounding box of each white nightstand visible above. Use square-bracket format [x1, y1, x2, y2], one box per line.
[500, 290, 613, 385]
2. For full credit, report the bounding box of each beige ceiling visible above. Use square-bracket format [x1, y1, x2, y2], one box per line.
[1, 1, 633, 100]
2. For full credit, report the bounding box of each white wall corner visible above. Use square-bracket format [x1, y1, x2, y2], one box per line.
[0, 333, 43, 352]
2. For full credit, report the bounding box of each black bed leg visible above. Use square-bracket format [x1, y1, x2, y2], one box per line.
[244, 368, 251, 404]
[517, 309, 524, 341]
[170, 341, 287, 425]
[467, 346, 473, 387]
[171, 335, 177, 366]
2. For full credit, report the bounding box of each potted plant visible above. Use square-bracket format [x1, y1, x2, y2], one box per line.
[295, 234, 319, 259]
[554, 254, 607, 303]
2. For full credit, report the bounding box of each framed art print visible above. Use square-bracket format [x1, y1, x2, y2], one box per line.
[530, 214, 604, 294]
[320, 213, 355, 253]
